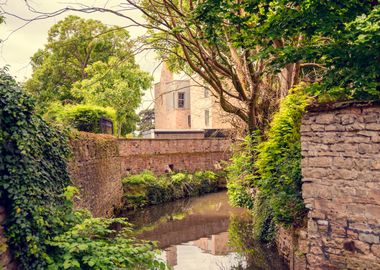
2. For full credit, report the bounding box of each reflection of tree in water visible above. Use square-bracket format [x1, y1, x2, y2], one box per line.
[121, 196, 194, 230]
[227, 216, 288, 270]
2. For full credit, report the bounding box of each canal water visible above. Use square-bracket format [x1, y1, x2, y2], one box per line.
[121, 191, 288, 270]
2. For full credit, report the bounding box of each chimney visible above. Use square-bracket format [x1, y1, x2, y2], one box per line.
[160, 62, 173, 84]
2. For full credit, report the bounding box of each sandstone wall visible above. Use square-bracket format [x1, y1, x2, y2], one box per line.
[69, 133, 231, 217]
[301, 102, 380, 269]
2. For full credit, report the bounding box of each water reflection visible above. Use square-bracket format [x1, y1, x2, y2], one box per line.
[121, 192, 288, 270]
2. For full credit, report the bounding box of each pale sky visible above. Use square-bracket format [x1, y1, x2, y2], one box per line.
[0, 0, 162, 110]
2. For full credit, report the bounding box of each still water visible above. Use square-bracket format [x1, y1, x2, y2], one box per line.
[121, 192, 288, 270]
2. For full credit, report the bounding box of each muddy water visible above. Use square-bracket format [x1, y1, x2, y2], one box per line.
[121, 191, 288, 270]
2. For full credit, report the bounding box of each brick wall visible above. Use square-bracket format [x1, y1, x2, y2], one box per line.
[69, 133, 124, 218]
[301, 101, 380, 269]
[69, 133, 231, 217]
[118, 138, 230, 175]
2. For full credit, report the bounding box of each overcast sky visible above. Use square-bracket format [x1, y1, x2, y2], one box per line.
[0, 0, 162, 109]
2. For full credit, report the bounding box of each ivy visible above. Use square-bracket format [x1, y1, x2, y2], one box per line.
[0, 67, 74, 268]
[225, 83, 312, 242]
[0, 68, 165, 269]
[254, 83, 312, 227]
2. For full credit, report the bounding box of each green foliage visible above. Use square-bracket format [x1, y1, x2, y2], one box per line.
[225, 135, 259, 209]
[72, 57, 152, 136]
[251, 192, 276, 243]
[195, 0, 379, 100]
[0, 69, 165, 269]
[255, 84, 312, 226]
[46, 217, 165, 270]
[122, 171, 223, 209]
[59, 104, 117, 134]
[225, 84, 311, 242]
[137, 109, 155, 134]
[24, 15, 150, 135]
[0, 68, 75, 268]
[270, 2, 379, 100]
[24, 15, 134, 108]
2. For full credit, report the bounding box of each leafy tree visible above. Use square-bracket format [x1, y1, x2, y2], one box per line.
[122, 0, 323, 133]
[72, 57, 152, 136]
[196, 0, 378, 100]
[138, 108, 155, 133]
[246, 0, 380, 100]
[24, 15, 134, 108]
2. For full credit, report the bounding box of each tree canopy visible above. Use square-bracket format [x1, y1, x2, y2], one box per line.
[24, 15, 135, 107]
[137, 108, 155, 133]
[72, 57, 152, 136]
[121, 0, 378, 132]
[24, 15, 152, 135]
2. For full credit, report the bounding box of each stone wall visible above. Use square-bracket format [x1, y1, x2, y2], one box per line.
[301, 101, 380, 269]
[118, 138, 230, 175]
[276, 226, 308, 270]
[0, 205, 17, 270]
[69, 133, 124, 218]
[69, 133, 231, 217]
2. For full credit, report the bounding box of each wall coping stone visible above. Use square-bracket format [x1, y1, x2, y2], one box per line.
[307, 100, 380, 112]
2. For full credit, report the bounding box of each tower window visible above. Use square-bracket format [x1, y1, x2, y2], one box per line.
[205, 110, 210, 127]
[178, 92, 185, 108]
[204, 87, 209, 98]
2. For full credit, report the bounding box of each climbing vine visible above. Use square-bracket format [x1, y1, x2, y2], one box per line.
[226, 83, 312, 242]
[0, 68, 165, 269]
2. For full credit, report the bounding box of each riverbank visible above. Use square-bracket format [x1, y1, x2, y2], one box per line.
[122, 170, 226, 209]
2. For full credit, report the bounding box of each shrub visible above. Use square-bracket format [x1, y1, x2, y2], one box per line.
[59, 104, 117, 134]
[255, 84, 312, 226]
[122, 171, 223, 209]
[225, 83, 311, 242]
[251, 192, 276, 243]
[0, 68, 74, 268]
[225, 134, 259, 209]
[47, 216, 165, 270]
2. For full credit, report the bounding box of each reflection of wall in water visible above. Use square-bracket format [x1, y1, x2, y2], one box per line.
[193, 232, 231, 255]
[165, 246, 177, 267]
[164, 233, 231, 267]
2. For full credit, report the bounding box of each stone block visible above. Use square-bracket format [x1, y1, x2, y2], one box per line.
[365, 205, 380, 220]
[311, 124, 326, 132]
[308, 157, 332, 168]
[358, 233, 380, 244]
[353, 240, 370, 253]
[366, 123, 380, 131]
[358, 143, 380, 154]
[315, 113, 336, 124]
[371, 244, 380, 257]
[333, 157, 353, 168]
